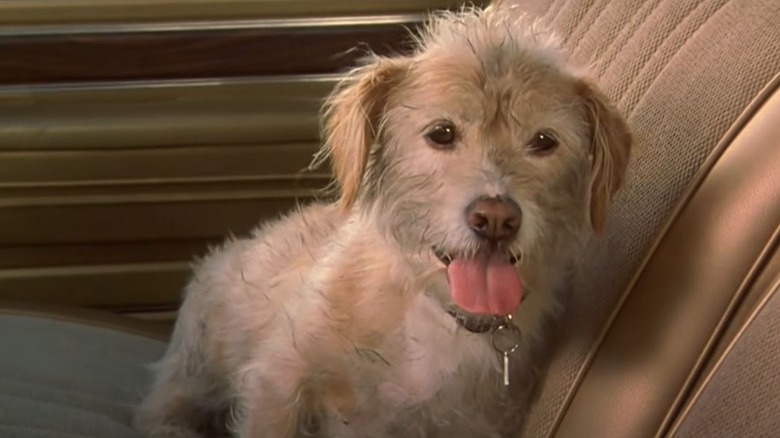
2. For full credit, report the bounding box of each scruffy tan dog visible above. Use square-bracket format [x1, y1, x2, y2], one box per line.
[134, 6, 631, 438]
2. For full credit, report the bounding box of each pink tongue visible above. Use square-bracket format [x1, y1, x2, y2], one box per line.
[447, 253, 523, 315]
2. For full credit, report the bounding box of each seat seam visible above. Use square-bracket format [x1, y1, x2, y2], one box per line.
[539, 0, 556, 17]
[594, 0, 662, 79]
[547, 71, 780, 438]
[0, 306, 170, 342]
[619, 0, 725, 113]
[564, 0, 608, 48]
[546, 0, 569, 27]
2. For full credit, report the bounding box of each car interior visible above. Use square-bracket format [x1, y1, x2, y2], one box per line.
[0, 0, 778, 436]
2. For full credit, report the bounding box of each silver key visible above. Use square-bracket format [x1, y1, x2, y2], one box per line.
[491, 315, 522, 387]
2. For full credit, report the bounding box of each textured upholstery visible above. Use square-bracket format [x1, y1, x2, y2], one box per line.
[508, 0, 780, 436]
[670, 279, 780, 437]
[0, 315, 165, 438]
[554, 77, 780, 438]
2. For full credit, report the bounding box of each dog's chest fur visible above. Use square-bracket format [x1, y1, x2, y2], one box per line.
[232, 203, 522, 436]
[333, 304, 517, 437]
[304, 287, 517, 437]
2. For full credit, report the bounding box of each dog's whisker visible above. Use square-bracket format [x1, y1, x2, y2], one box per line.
[282, 308, 298, 351]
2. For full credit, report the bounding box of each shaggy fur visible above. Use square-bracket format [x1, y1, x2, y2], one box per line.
[134, 6, 631, 438]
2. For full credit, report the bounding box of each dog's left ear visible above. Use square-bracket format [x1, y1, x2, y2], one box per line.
[577, 80, 633, 234]
[316, 57, 408, 210]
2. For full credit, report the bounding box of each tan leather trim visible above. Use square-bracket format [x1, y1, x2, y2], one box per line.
[703, 239, 780, 368]
[551, 72, 780, 438]
[0, 300, 171, 341]
[660, 224, 780, 437]
[666, 273, 780, 437]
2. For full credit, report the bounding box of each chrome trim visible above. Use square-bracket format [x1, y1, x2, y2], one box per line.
[0, 189, 321, 208]
[0, 73, 341, 96]
[0, 174, 330, 190]
[0, 14, 424, 38]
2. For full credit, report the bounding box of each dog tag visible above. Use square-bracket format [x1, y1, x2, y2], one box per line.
[491, 315, 521, 387]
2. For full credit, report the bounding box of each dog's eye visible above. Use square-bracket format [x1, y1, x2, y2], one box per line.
[526, 131, 559, 156]
[425, 122, 457, 149]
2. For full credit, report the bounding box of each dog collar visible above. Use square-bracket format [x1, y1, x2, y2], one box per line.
[447, 310, 504, 334]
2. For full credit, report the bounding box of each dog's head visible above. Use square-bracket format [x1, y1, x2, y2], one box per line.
[315, 9, 631, 316]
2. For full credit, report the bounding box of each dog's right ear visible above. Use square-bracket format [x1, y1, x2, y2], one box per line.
[577, 80, 633, 235]
[314, 57, 408, 210]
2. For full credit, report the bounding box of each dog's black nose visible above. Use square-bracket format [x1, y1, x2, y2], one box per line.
[465, 196, 522, 242]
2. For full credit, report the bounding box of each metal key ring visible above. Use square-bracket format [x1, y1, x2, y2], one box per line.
[491, 317, 522, 354]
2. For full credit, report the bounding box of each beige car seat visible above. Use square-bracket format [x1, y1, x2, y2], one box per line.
[515, 0, 780, 437]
